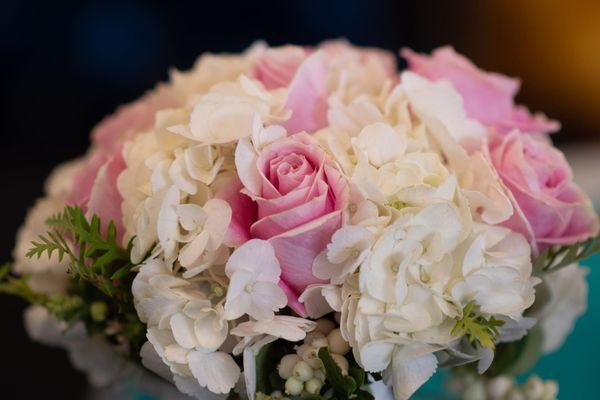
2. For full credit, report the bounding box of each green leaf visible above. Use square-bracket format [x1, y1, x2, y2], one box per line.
[452, 301, 504, 349]
[534, 231, 600, 276]
[349, 365, 366, 388]
[110, 264, 133, 281]
[505, 327, 543, 376]
[0, 271, 85, 323]
[0, 263, 10, 280]
[318, 347, 357, 398]
[268, 369, 285, 393]
[486, 326, 543, 377]
[255, 342, 275, 394]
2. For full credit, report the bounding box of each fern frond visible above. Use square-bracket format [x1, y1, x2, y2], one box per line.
[26, 205, 136, 302]
[452, 301, 505, 349]
[26, 233, 69, 262]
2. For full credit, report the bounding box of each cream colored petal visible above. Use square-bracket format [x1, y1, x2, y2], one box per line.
[234, 137, 261, 195]
[188, 351, 241, 394]
[170, 312, 198, 349]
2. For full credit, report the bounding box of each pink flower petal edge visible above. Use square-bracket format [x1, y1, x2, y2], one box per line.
[281, 52, 329, 134]
[402, 46, 560, 135]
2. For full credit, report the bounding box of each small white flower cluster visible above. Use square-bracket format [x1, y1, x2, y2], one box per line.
[276, 318, 349, 397]
[456, 375, 558, 400]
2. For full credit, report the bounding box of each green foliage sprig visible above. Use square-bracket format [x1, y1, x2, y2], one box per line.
[0, 205, 147, 356]
[0, 263, 85, 323]
[27, 205, 135, 308]
[317, 347, 374, 400]
[533, 232, 600, 276]
[452, 301, 504, 349]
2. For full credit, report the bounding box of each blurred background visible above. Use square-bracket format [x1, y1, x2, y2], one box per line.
[1, 0, 599, 398]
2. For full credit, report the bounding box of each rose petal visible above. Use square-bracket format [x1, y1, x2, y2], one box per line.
[215, 175, 257, 247]
[86, 148, 126, 243]
[281, 52, 329, 134]
[269, 211, 342, 294]
[279, 280, 307, 317]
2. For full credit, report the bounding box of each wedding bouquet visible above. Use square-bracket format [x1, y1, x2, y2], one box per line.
[3, 41, 599, 400]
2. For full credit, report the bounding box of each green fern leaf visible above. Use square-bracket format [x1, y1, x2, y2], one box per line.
[452, 301, 504, 349]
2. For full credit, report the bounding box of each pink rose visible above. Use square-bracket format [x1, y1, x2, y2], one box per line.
[251, 45, 308, 90]
[489, 132, 598, 249]
[68, 146, 127, 243]
[218, 133, 349, 316]
[280, 51, 329, 135]
[402, 46, 559, 135]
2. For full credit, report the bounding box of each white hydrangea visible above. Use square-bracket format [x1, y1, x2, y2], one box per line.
[119, 52, 302, 398]
[120, 107, 235, 266]
[132, 259, 240, 395]
[452, 224, 539, 319]
[537, 263, 588, 354]
[168, 42, 267, 103]
[304, 70, 540, 400]
[326, 210, 537, 399]
[155, 185, 231, 269]
[224, 239, 287, 321]
[312, 225, 373, 285]
[169, 75, 288, 144]
[351, 122, 450, 205]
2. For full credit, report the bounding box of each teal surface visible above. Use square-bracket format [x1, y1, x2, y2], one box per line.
[529, 253, 600, 398]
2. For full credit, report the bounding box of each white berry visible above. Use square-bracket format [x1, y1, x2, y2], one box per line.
[487, 376, 513, 398]
[313, 369, 326, 381]
[295, 343, 311, 357]
[278, 354, 300, 380]
[327, 329, 350, 355]
[315, 318, 335, 335]
[506, 388, 525, 400]
[523, 376, 544, 399]
[285, 377, 304, 396]
[305, 331, 326, 345]
[305, 377, 324, 395]
[542, 381, 558, 399]
[292, 360, 313, 382]
[311, 336, 329, 350]
[271, 391, 283, 399]
[299, 345, 324, 369]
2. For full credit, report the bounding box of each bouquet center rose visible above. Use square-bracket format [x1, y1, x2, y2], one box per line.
[219, 131, 349, 315]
